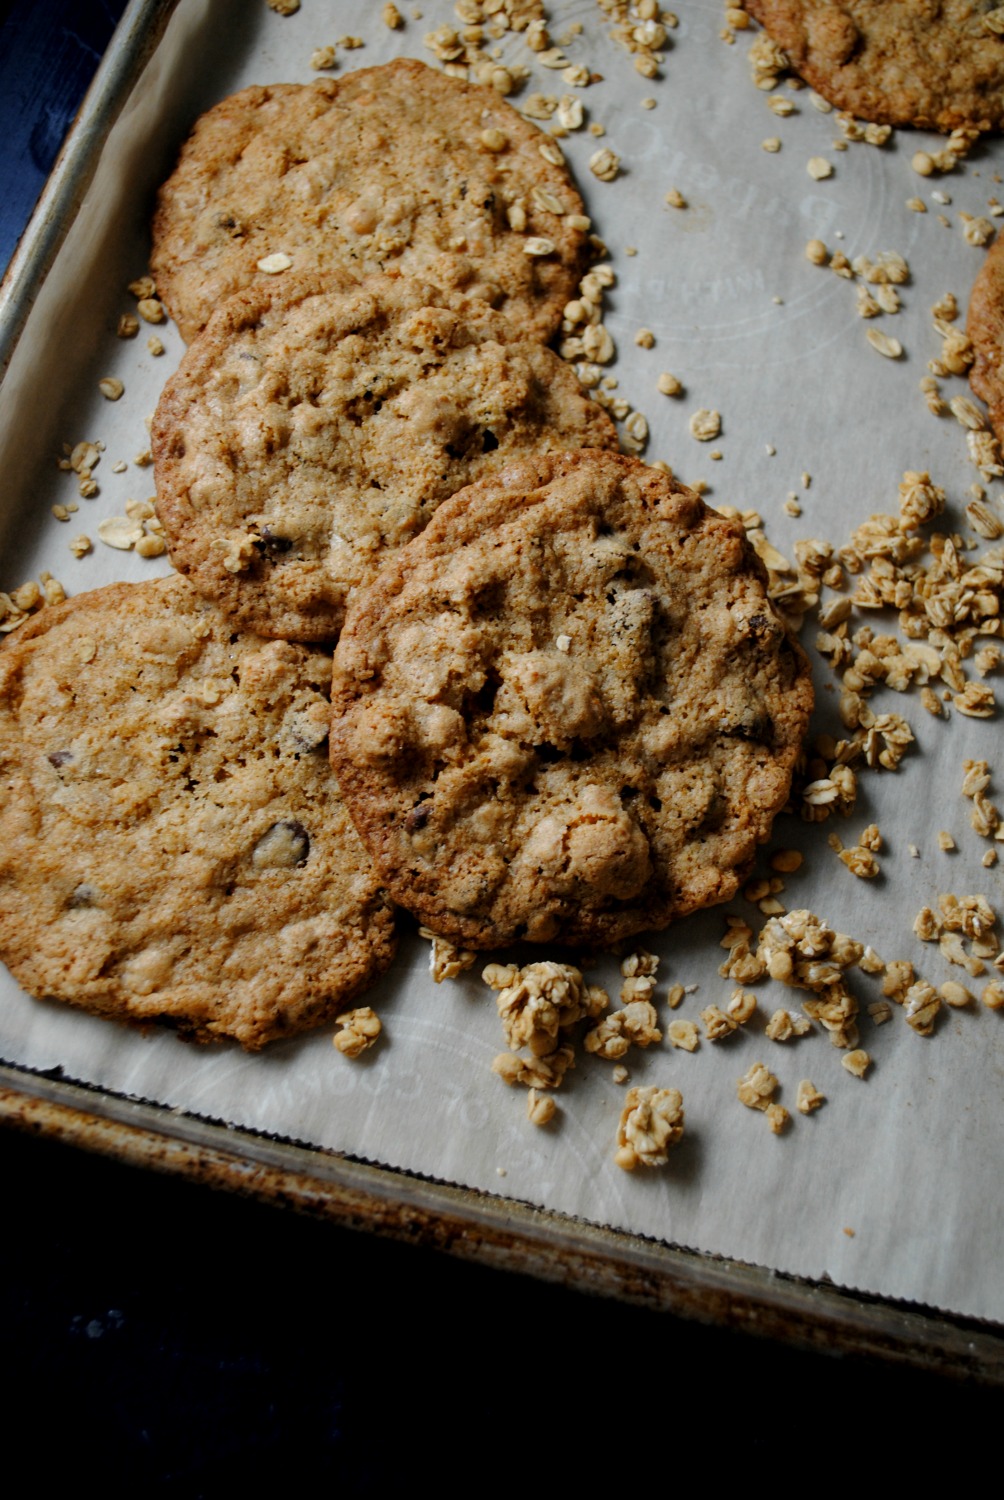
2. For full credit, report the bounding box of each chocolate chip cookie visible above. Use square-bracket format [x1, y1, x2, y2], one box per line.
[150, 60, 590, 344]
[745, 1, 1004, 131]
[152, 271, 616, 643]
[967, 234, 1004, 435]
[0, 577, 396, 1048]
[329, 451, 814, 949]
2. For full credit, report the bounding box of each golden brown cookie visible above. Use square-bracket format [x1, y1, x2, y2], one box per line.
[745, 1, 1004, 131]
[151, 271, 617, 643]
[0, 577, 396, 1048]
[329, 452, 814, 950]
[150, 61, 591, 345]
[968, 234, 1004, 434]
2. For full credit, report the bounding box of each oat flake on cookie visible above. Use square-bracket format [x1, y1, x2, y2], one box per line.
[150, 59, 591, 344]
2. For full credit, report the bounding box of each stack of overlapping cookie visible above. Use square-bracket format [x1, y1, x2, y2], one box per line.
[0, 60, 812, 1049]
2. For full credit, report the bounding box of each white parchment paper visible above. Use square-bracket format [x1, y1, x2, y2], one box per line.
[1, 0, 1002, 1322]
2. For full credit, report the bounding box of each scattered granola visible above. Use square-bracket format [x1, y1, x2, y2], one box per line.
[737, 1061, 778, 1110]
[526, 1087, 557, 1125]
[726, 988, 758, 1025]
[614, 1085, 684, 1171]
[492, 1046, 575, 1090]
[486, 961, 608, 1058]
[689, 408, 721, 442]
[584, 1000, 662, 1059]
[678, 993, 726, 1040]
[796, 1079, 825, 1114]
[421, 928, 477, 982]
[765, 1007, 811, 1041]
[589, 147, 620, 181]
[333, 1007, 382, 1058]
[667, 1018, 700, 1051]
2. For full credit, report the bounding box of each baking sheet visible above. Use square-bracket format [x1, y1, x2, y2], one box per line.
[1, 0, 1002, 1323]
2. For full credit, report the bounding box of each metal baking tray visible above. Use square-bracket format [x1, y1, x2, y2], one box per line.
[2, 0, 1003, 1380]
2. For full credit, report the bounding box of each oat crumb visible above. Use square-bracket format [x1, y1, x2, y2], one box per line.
[420, 928, 476, 982]
[333, 1007, 382, 1058]
[526, 1088, 556, 1126]
[667, 1018, 699, 1052]
[689, 408, 721, 442]
[796, 1079, 825, 1114]
[614, 1086, 684, 1171]
[842, 1048, 872, 1078]
[737, 1062, 778, 1110]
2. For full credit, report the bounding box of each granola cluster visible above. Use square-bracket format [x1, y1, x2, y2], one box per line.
[615, 1085, 685, 1169]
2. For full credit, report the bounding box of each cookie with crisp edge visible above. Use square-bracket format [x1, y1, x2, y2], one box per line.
[329, 451, 814, 949]
[151, 271, 617, 643]
[968, 234, 1004, 437]
[150, 60, 591, 345]
[0, 577, 396, 1049]
[745, 1, 1004, 131]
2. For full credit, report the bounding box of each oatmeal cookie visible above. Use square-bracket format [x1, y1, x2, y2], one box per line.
[329, 452, 814, 949]
[745, 1, 1004, 131]
[150, 60, 590, 345]
[0, 577, 396, 1048]
[968, 235, 1004, 435]
[152, 271, 616, 643]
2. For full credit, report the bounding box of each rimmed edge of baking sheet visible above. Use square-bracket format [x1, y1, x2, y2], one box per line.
[2, 1058, 1002, 1384]
[0, 0, 182, 384]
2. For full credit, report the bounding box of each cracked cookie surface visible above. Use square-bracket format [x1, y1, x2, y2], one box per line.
[152, 272, 616, 643]
[967, 236, 1004, 436]
[0, 577, 396, 1048]
[746, 1, 1004, 131]
[329, 452, 814, 949]
[150, 60, 590, 345]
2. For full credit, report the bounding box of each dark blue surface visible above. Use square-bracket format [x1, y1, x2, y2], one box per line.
[0, 5, 1000, 1482]
[0, 0, 129, 273]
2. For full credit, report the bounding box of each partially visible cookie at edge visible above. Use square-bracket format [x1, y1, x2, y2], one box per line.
[0, 577, 397, 1049]
[967, 233, 1004, 437]
[150, 60, 591, 345]
[745, 1, 1004, 131]
[329, 451, 814, 950]
[151, 271, 617, 643]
